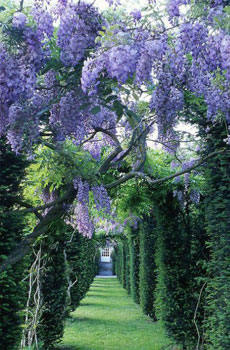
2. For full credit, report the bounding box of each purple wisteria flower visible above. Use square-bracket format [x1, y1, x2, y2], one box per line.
[190, 189, 200, 204]
[92, 185, 111, 215]
[12, 12, 27, 28]
[131, 9, 142, 22]
[168, 0, 188, 17]
[57, 1, 101, 66]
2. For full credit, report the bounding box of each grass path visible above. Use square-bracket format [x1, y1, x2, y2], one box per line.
[59, 277, 169, 350]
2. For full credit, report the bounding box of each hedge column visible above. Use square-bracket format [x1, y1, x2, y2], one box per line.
[205, 131, 230, 350]
[139, 215, 156, 319]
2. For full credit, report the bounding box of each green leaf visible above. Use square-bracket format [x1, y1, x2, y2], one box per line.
[91, 106, 101, 115]
[79, 103, 89, 111]
[105, 95, 117, 103]
[113, 100, 123, 119]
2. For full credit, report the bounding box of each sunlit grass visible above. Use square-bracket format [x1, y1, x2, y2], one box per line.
[59, 278, 169, 350]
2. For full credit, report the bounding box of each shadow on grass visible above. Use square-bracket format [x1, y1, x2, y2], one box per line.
[58, 345, 98, 350]
[67, 314, 157, 329]
[79, 303, 127, 309]
[79, 302, 102, 307]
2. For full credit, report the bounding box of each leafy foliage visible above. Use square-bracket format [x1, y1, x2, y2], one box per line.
[128, 231, 140, 304]
[66, 227, 97, 312]
[37, 223, 68, 350]
[0, 139, 27, 350]
[139, 215, 157, 319]
[204, 128, 230, 350]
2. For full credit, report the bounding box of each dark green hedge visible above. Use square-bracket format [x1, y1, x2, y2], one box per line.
[114, 189, 208, 350]
[0, 140, 27, 350]
[121, 242, 127, 289]
[155, 192, 207, 350]
[124, 240, 130, 294]
[38, 225, 68, 350]
[129, 231, 140, 304]
[139, 215, 157, 319]
[204, 133, 230, 350]
[115, 240, 129, 290]
[66, 228, 97, 311]
[36, 224, 97, 350]
[115, 218, 156, 318]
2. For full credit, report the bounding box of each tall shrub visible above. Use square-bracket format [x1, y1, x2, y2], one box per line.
[121, 241, 127, 289]
[155, 192, 207, 349]
[124, 240, 130, 294]
[129, 230, 140, 304]
[204, 128, 230, 350]
[115, 244, 122, 282]
[115, 240, 130, 292]
[38, 223, 68, 350]
[139, 215, 156, 319]
[66, 228, 97, 311]
[0, 140, 27, 350]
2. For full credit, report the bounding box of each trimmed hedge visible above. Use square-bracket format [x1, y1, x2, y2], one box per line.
[204, 132, 230, 350]
[114, 190, 208, 349]
[115, 217, 157, 319]
[139, 215, 157, 319]
[155, 192, 207, 350]
[115, 243, 122, 282]
[0, 140, 27, 350]
[115, 240, 128, 289]
[35, 224, 98, 350]
[124, 240, 130, 294]
[129, 230, 140, 304]
[38, 226, 68, 350]
[66, 228, 97, 311]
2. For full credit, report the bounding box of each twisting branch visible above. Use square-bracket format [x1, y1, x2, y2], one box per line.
[92, 126, 123, 174]
[93, 126, 121, 147]
[99, 146, 122, 174]
[105, 149, 228, 189]
[194, 282, 207, 350]
[12, 199, 44, 220]
[34, 211, 44, 221]
[0, 185, 77, 273]
[81, 131, 97, 145]
[13, 199, 34, 209]
[103, 120, 154, 189]
[105, 172, 136, 189]
[115, 119, 155, 164]
[21, 247, 43, 350]
[42, 141, 56, 151]
[147, 138, 183, 164]
[19, 0, 24, 11]
[13, 198, 64, 215]
[64, 249, 78, 307]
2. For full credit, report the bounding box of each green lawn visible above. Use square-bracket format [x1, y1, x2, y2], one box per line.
[59, 277, 169, 350]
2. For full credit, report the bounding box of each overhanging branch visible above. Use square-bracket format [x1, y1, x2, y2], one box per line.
[14, 199, 63, 215]
[93, 126, 121, 147]
[0, 185, 77, 273]
[8, 199, 44, 220]
[99, 146, 122, 174]
[105, 149, 228, 189]
[115, 119, 154, 164]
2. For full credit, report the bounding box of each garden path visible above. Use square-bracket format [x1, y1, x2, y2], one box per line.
[59, 278, 169, 350]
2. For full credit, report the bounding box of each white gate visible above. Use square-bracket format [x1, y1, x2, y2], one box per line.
[101, 247, 111, 263]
